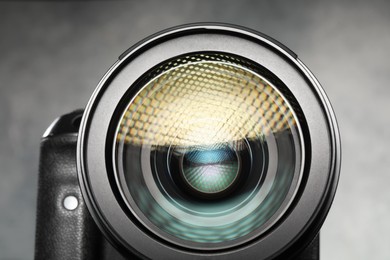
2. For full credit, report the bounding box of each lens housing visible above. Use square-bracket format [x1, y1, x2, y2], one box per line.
[77, 23, 340, 259]
[113, 51, 305, 250]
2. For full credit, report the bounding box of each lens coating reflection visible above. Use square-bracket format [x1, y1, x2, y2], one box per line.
[181, 144, 239, 194]
[114, 52, 303, 249]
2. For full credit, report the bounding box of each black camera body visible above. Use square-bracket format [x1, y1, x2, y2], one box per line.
[35, 110, 319, 260]
[35, 110, 126, 260]
[35, 24, 340, 260]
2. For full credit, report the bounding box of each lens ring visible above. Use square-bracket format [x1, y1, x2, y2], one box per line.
[138, 119, 280, 222]
[79, 24, 340, 260]
[114, 52, 304, 249]
[157, 119, 266, 217]
[139, 131, 279, 224]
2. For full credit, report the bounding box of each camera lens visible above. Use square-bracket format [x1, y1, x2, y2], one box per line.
[114, 53, 303, 249]
[79, 24, 340, 259]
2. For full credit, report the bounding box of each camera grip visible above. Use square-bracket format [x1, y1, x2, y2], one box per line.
[35, 134, 104, 260]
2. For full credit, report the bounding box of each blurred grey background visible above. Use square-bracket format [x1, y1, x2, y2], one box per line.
[0, 0, 389, 259]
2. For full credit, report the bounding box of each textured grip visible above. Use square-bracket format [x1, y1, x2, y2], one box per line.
[34, 134, 104, 260]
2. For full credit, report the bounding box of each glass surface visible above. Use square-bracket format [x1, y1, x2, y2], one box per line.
[114, 52, 303, 248]
[181, 143, 239, 194]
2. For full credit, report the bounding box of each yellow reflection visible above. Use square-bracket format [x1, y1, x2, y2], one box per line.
[117, 57, 295, 147]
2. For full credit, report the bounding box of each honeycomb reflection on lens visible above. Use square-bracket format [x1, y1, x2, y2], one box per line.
[115, 53, 303, 247]
[117, 55, 295, 146]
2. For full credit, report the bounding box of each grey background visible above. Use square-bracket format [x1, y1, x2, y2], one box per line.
[0, 1, 389, 259]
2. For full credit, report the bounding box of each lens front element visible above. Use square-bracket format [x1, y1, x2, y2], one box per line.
[181, 143, 239, 195]
[114, 53, 304, 250]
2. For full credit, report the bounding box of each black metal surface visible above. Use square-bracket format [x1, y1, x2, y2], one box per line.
[35, 111, 127, 260]
[294, 235, 320, 260]
[35, 136, 103, 260]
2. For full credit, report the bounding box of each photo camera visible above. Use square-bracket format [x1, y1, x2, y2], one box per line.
[35, 24, 340, 260]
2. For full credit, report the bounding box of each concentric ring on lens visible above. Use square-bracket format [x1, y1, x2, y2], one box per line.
[114, 52, 304, 249]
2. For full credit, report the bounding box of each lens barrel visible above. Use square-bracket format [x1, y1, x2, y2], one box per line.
[114, 52, 304, 249]
[78, 24, 340, 259]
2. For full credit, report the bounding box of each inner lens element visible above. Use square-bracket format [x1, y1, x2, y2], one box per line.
[114, 52, 304, 249]
[181, 143, 239, 194]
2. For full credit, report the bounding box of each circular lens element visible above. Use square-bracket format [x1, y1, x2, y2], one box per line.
[114, 52, 304, 249]
[181, 144, 239, 194]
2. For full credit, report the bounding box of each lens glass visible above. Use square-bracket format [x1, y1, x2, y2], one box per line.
[181, 143, 239, 194]
[114, 53, 304, 249]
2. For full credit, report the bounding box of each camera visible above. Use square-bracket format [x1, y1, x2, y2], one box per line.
[35, 24, 340, 260]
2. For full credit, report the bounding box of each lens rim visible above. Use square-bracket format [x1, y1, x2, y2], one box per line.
[77, 23, 341, 259]
[113, 53, 305, 250]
